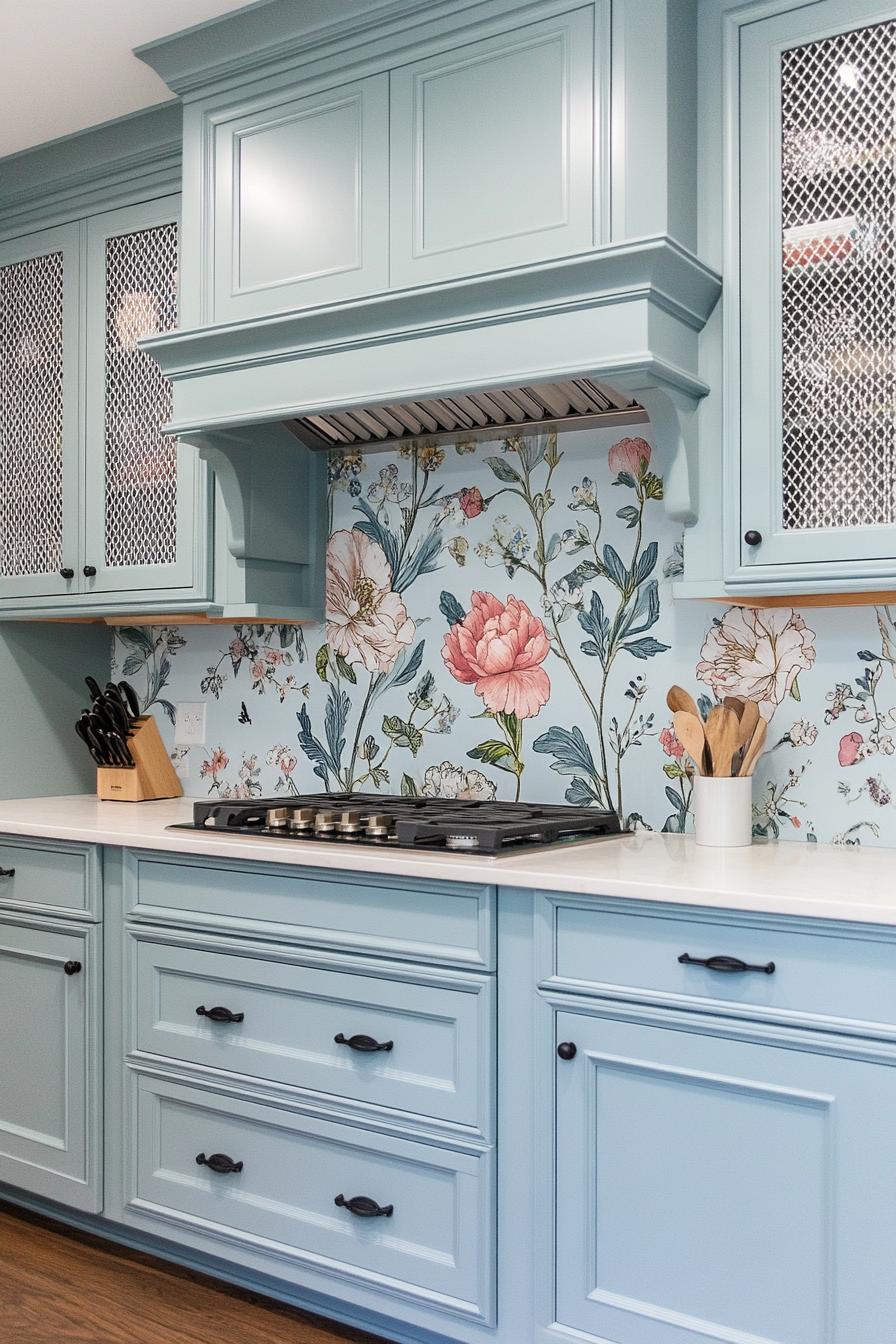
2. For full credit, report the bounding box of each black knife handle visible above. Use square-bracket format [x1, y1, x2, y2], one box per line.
[197, 1005, 245, 1024]
[334, 1032, 394, 1053]
[85, 676, 104, 703]
[118, 681, 141, 720]
[196, 1152, 243, 1175]
[678, 953, 776, 975]
[335, 1194, 393, 1218]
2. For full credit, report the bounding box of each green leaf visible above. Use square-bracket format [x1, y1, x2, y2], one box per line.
[496, 710, 522, 758]
[663, 761, 686, 779]
[485, 455, 523, 484]
[641, 471, 664, 501]
[616, 504, 640, 529]
[467, 739, 517, 771]
[401, 773, 420, 796]
[335, 651, 357, 684]
[382, 715, 424, 756]
[315, 644, 330, 682]
[790, 675, 801, 702]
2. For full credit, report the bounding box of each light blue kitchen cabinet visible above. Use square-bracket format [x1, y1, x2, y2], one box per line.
[681, 0, 896, 601]
[0, 916, 102, 1213]
[209, 74, 389, 322]
[82, 196, 207, 601]
[0, 223, 82, 603]
[389, 5, 600, 288]
[554, 1004, 896, 1343]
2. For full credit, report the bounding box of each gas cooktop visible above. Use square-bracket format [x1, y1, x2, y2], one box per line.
[171, 793, 622, 856]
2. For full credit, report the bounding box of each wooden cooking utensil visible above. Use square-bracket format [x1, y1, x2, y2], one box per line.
[673, 710, 707, 776]
[738, 698, 761, 749]
[667, 685, 702, 720]
[738, 717, 768, 777]
[704, 706, 740, 777]
[723, 696, 745, 719]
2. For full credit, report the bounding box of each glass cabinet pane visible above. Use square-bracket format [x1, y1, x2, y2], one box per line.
[103, 222, 178, 569]
[0, 251, 65, 577]
[780, 19, 896, 532]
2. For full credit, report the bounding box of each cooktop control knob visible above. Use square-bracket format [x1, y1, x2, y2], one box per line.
[314, 809, 340, 835]
[288, 807, 316, 832]
[365, 814, 393, 840]
[266, 807, 290, 829]
[337, 809, 364, 836]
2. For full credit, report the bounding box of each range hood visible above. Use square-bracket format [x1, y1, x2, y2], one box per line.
[144, 238, 721, 525]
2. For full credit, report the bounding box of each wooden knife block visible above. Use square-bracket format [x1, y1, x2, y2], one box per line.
[96, 715, 183, 802]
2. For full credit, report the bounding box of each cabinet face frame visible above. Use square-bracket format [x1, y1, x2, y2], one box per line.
[83, 195, 200, 597]
[725, 0, 896, 585]
[0, 223, 82, 601]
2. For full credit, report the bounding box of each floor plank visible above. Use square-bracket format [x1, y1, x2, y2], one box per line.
[0, 1203, 391, 1344]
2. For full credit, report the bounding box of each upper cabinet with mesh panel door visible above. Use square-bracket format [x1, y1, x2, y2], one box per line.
[680, 0, 896, 603]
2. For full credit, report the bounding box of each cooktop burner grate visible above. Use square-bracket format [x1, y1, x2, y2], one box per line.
[170, 793, 622, 855]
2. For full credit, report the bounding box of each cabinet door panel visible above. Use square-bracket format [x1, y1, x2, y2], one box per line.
[390, 7, 596, 288]
[0, 224, 80, 601]
[556, 1009, 896, 1343]
[212, 74, 389, 320]
[739, 2, 896, 572]
[83, 196, 200, 596]
[0, 921, 101, 1212]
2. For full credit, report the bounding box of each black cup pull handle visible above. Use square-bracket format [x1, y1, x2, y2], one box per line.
[334, 1032, 393, 1053]
[679, 953, 775, 975]
[0, 867, 14, 878]
[196, 1005, 245, 1024]
[335, 1193, 393, 1218]
[196, 1152, 243, 1175]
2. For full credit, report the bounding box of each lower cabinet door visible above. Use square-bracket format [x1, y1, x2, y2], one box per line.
[555, 1009, 896, 1344]
[0, 921, 101, 1211]
[130, 1073, 495, 1324]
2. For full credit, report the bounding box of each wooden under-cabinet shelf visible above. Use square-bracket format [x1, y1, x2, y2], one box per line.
[682, 591, 896, 609]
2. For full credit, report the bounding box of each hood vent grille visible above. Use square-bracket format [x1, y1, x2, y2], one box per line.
[289, 377, 647, 452]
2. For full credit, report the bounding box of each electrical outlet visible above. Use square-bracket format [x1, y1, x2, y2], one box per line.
[175, 703, 207, 746]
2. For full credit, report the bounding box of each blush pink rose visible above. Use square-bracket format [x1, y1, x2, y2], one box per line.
[609, 436, 652, 478]
[838, 732, 864, 767]
[442, 592, 551, 719]
[659, 726, 685, 759]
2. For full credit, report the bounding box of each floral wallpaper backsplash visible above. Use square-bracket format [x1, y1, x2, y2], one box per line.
[112, 427, 896, 847]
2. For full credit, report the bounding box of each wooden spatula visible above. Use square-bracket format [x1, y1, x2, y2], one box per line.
[738, 717, 768, 777]
[704, 706, 740, 777]
[667, 685, 702, 720]
[673, 710, 707, 776]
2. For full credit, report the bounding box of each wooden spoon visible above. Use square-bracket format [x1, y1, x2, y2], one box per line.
[667, 685, 701, 720]
[723, 695, 745, 719]
[704, 706, 740, 777]
[738, 698, 760, 749]
[738, 717, 768, 777]
[673, 710, 707, 776]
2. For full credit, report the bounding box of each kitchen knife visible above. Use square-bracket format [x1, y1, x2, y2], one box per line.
[117, 680, 141, 722]
[75, 719, 104, 766]
[85, 675, 104, 704]
[100, 691, 131, 740]
[81, 713, 112, 765]
[98, 727, 132, 769]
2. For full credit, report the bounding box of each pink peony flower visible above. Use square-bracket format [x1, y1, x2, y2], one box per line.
[659, 726, 685, 759]
[838, 732, 864, 767]
[460, 486, 485, 518]
[326, 530, 415, 674]
[441, 592, 551, 719]
[696, 607, 816, 719]
[200, 748, 228, 779]
[609, 436, 652, 479]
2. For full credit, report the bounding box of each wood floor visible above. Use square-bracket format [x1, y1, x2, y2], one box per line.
[0, 1202, 390, 1344]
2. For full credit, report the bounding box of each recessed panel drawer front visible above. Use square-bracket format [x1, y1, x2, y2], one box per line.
[548, 899, 896, 1033]
[132, 938, 493, 1134]
[132, 1074, 494, 1324]
[0, 837, 98, 919]
[127, 852, 494, 970]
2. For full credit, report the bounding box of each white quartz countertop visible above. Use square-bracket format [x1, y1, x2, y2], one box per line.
[1, 795, 895, 925]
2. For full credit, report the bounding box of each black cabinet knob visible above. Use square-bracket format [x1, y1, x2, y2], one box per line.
[83, 565, 97, 578]
[59, 568, 74, 580]
[63, 960, 82, 976]
[557, 1041, 577, 1060]
[196, 1152, 243, 1175]
[0, 867, 15, 878]
[743, 530, 762, 547]
[335, 1193, 393, 1218]
[196, 1005, 245, 1024]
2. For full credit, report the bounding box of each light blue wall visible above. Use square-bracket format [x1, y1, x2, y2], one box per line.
[112, 428, 896, 847]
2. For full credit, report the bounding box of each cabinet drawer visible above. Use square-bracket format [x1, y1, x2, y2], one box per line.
[126, 851, 494, 970]
[545, 897, 896, 1034]
[132, 936, 493, 1135]
[130, 1073, 494, 1324]
[0, 836, 99, 920]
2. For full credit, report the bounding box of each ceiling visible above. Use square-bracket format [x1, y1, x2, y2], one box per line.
[0, 0, 254, 159]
